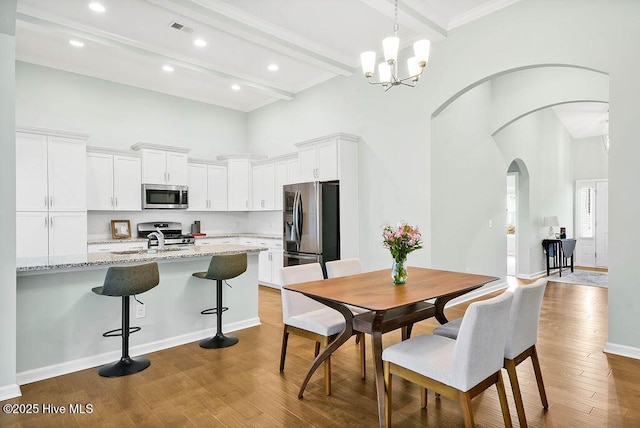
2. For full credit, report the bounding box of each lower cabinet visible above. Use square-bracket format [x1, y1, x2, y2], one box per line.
[87, 241, 148, 253]
[17, 211, 87, 258]
[256, 238, 284, 288]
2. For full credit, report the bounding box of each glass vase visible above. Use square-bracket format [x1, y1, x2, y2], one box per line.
[391, 257, 408, 284]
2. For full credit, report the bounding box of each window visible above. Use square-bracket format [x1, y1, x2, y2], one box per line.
[579, 187, 594, 238]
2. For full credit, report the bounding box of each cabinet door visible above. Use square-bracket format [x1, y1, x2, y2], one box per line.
[113, 156, 142, 210]
[274, 161, 288, 210]
[262, 163, 276, 210]
[208, 165, 228, 211]
[287, 159, 300, 184]
[166, 152, 189, 185]
[16, 132, 48, 211]
[48, 136, 87, 211]
[227, 159, 251, 211]
[16, 212, 49, 258]
[315, 140, 338, 180]
[270, 249, 284, 287]
[187, 163, 209, 211]
[49, 212, 87, 256]
[258, 250, 271, 283]
[251, 165, 265, 210]
[141, 149, 167, 184]
[298, 145, 317, 182]
[87, 153, 114, 210]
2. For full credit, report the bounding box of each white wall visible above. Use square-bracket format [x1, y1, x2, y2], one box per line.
[15, 62, 248, 159]
[246, 0, 640, 354]
[0, 0, 18, 400]
[572, 136, 609, 181]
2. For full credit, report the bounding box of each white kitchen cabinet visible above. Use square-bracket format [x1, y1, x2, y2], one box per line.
[297, 139, 338, 182]
[131, 143, 190, 186]
[16, 211, 87, 258]
[255, 238, 284, 288]
[16, 131, 87, 212]
[274, 161, 288, 210]
[252, 162, 275, 210]
[226, 158, 252, 211]
[188, 162, 227, 211]
[88, 241, 148, 253]
[87, 150, 141, 211]
[197, 237, 236, 245]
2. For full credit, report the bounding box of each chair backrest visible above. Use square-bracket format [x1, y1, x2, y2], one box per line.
[504, 278, 547, 359]
[101, 262, 160, 296]
[280, 263, 325, 321]
[204, 253, 247, 280]
[451, 290, 513, 392]
[325, 258, 363, 278]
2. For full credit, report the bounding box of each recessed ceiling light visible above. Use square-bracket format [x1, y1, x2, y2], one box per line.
[88, 2, 106, 13]
[231, 84, 241, 91]
[69, 40, 84, 48]
[267, 64, 279, 71]
[162, 65, 175, 72]
[193, 38, 207, 47]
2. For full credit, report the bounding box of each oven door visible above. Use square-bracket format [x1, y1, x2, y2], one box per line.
[142, 184, 188, 209]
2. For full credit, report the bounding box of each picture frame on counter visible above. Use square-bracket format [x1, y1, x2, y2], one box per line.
[111, 220, 131, 239]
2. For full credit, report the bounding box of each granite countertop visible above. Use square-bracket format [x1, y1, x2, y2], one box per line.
[87, 233, 281, 245]
[17, 244, 267, 273]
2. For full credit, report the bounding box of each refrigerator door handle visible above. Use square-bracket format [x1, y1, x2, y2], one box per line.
[294, 190, 303, 246]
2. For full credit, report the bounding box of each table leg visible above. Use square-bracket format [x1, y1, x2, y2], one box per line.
[370, 312, 386, 428]
[296, 296, 356, 399]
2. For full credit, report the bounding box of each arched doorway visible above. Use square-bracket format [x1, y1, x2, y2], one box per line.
[507, 159, 530, 278]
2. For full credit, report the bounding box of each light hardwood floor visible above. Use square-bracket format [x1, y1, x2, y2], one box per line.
[2, 278, 639, 427]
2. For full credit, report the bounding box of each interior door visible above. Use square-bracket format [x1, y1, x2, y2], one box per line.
[595, 181, 608, 267]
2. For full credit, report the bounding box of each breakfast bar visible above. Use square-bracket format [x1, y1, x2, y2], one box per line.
[16, 244, 264, 384]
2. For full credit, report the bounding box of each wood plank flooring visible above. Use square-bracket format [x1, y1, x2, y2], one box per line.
[2, 277, 640, 427]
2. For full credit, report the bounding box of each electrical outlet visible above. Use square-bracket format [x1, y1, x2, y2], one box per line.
[136, 302, 146, 319]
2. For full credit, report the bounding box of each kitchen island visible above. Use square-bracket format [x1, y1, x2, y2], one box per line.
[16, 244, 265, 384]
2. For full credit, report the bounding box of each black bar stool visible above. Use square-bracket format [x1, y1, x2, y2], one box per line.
[92, 262, 159, 377]
[192, 253, 247, 348]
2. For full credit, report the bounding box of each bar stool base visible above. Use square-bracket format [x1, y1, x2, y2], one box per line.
[98, 356, 150, 377]
[199, 333, 238, 349]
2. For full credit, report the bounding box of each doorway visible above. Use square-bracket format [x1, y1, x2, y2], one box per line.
[506, 173, 517, 276]
[507, 159, 530, 278]
[575, 179, 608, 267]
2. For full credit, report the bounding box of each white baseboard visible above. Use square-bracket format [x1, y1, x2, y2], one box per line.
[0, 384, 22, 402]
[445, 280, 508, 308]
[603, 342, 640, 360]
[516, 270, 546, 280]
[16, 317, 261, 386]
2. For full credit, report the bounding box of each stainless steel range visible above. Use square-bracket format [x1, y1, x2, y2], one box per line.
[137, 222, 195, 247]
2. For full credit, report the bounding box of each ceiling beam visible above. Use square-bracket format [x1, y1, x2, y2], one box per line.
[15, 9, 295, 101]
[144, 0, 355, 76]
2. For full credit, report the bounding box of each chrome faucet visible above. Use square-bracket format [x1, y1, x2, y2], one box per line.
[147, 228, 165, 250]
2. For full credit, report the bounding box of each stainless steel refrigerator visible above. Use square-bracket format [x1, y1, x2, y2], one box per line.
[283, 180, 340, 277]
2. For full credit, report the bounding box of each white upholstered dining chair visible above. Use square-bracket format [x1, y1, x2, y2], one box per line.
[280, 263, 365, 395]
[433, 278, 548, 427]
[325, 258, 368, 378]
[383, 290, 514, 428]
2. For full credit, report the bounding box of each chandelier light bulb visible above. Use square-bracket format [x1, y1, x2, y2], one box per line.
[413, 39, 430, 67]
[360, 51, 377, 77]
[382, 36, 399, 64]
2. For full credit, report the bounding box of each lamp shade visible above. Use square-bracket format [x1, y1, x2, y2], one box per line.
[413, 39, 430, 66]
[378, 62, 391, 83]
[360, 51, 376, 77]
[543, 216, 559, 227]
[383, 36, 399, 64]
[407, 56, 421, 78]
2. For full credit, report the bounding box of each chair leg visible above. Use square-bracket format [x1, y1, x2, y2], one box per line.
[505, 358, 527, 428]
[458, 391, 475, 428]
[359, 333, 366, 379]
[496, 371, 513, 428]
[384, 361, 392, 427]
[530, 345, 549, 409]
[322, 337, 331, 395]
[314, 341, 321, 357]
[279, 326, 289, 372]
[420, 388, 427, 408]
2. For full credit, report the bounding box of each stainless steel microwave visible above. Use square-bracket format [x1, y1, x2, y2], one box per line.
[142, 184, 188, 209]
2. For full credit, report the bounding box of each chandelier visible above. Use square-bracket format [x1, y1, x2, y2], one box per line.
[360, 0, 430, 90]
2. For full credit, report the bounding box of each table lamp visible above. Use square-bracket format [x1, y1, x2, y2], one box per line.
[543, 216, 559, 237]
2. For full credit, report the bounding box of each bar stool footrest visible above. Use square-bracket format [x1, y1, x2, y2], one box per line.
[102, 326, 141, 338]
[98, 356, 150, 377]
[201, 307, 228, 316]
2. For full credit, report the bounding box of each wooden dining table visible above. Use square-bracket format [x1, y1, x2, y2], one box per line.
[284, 266, 499, 428]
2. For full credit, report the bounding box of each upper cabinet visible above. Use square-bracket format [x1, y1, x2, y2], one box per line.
[252, 161, 275, 211]
[131, 143, 190, 186]
[297, 138, 339, 182]
[218, 154, 264, 211]
[188, 161, 228, 211]
[16, 128, 88, 212]
[87, 148, 142, 211]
